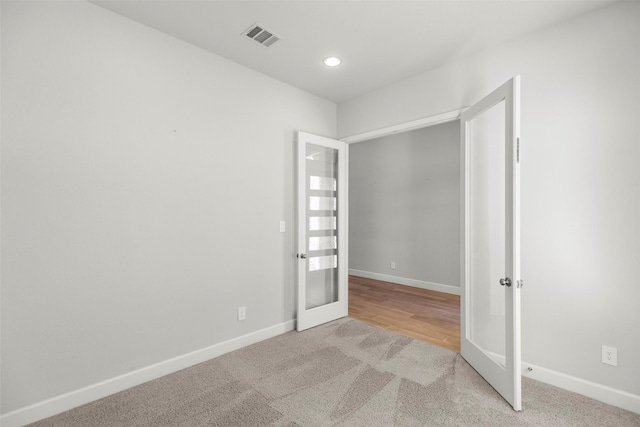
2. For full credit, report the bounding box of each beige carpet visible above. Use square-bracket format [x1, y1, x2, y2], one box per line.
[30, 318, 639, 426]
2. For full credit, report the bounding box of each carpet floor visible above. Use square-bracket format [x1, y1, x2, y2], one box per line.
[30, 318, 640, 426]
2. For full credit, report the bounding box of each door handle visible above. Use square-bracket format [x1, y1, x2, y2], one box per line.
[499, 277, 512, 287]
[297, 253, 307, 259]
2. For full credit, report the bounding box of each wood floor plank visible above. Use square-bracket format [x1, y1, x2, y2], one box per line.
[348, 275, 461, 352]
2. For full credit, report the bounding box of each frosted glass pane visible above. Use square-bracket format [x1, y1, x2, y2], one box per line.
[309, 236, 337, 251]
[309, 196, 336, 211]
[469, 99, 506, 367]
[309, 216, 337, 231]
[308, 255, 338, 272]
[305, 143, 339, 310]
[310, 176, 336, 191]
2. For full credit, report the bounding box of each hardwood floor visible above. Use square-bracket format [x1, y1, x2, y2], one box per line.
[348, 275, 461, 352]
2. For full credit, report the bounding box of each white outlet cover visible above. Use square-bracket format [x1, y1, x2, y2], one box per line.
[279, 221, 286, 233]
[602, 345, 618, 366]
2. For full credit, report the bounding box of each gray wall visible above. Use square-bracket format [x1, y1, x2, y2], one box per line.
[349, 122, 460, 289]
[340, 1, 640, 400]
[1, 1, 335, 414]
[3, 0, 639, 418]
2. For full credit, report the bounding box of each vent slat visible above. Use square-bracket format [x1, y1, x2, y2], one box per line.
[262, 36, 279, 47]
[246, 26, 263, 39]
[254, 30, 273, 44]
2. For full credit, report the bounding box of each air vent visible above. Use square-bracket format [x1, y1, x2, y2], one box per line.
[243, 23, 281, 47]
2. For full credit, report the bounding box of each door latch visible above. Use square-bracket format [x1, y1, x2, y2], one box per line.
[297, 253, 307, 259]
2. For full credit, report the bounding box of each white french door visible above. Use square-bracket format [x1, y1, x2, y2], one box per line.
[296, 132, 348, 331]
[460, 76, 522, 410]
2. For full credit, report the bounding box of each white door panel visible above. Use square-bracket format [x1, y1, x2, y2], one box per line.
[461, 76, 522, 410]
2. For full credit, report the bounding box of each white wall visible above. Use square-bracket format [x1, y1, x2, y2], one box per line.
[1, 1, 335, 415]
[349, 122, 460, 290]
[340, 1, 640, 402]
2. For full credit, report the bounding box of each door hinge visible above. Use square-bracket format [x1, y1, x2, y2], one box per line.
[517, 137, 520, 164]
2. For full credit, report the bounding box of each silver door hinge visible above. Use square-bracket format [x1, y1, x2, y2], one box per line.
[517, 138, 520, 163]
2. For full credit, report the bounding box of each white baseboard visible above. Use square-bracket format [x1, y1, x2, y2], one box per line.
[349, 269, 460, 296]
[0, 320, 296, 427]
[481, 351, 639, 414]
[4, 319, 638, 426]
[523, 361, 640, 414]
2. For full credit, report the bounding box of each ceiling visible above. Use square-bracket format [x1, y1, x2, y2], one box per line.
[91, 1, 616, 104]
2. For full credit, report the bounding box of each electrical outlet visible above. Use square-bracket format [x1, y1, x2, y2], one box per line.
[390, 261, 396, 270]
[238, 306, 246, 321]
[602, 345, 617, 366]
[279, 220, 286, 233]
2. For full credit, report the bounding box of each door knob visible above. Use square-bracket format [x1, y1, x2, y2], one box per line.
[499, 277, 512, 287]
[297, 253, 307, 259]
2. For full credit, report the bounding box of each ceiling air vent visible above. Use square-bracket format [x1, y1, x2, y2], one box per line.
[243, 23, 281, 48]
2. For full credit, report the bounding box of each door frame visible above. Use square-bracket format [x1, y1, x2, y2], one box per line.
[338, 107, 467, 291]
[340, 108, 467, 144]
[338, 108, 467, 295]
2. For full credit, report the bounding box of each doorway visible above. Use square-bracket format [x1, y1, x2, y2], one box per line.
[298, 77, 522, 410]
[347, 119, 462, 352]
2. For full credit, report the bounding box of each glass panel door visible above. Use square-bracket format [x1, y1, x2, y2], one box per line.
[297, 132, 348, 331]
[461, 76, 522, 411]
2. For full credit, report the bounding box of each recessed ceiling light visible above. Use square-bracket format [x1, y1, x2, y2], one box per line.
[323, 57, 342, 67]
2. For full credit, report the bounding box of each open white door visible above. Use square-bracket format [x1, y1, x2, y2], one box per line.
[460, 76, 522, 410]
[296, 132, 348, 331]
